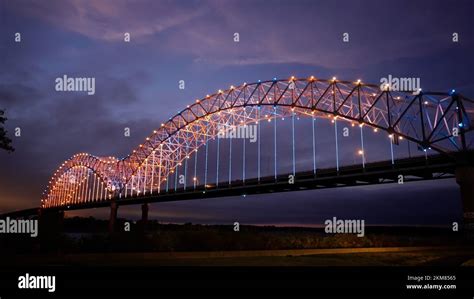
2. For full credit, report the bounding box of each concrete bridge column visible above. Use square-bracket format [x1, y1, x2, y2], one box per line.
[109, 202, 118, 233]
[456, 166, 474, 238]
[38, 209, 64, 252]
[38, 209, 64, 236]
[141, 203, 149, 232]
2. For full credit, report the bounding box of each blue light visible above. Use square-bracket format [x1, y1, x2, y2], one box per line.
[450, 89, 456, 95]
[258, 80, 261, 83]
[459, 123, 464, 128]
[273, 77, 277, 81]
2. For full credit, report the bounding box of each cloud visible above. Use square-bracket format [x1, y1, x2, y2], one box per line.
[0, 62, 160, 211]
[8, 0, 207, 41]
[8, 0, 472, 70]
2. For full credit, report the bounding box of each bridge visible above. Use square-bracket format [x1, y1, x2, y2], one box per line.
[3, 76, 474, 232]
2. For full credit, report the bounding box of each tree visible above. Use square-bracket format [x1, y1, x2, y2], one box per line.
[0, 109, 14, 152]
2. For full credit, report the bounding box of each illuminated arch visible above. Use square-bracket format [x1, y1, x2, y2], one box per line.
[42, 77, 474, 208]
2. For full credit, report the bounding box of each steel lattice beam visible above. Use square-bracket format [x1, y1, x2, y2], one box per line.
[42, 77, 474, 209]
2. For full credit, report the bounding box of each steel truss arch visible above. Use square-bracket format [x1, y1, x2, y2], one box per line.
[42, 77, 474, 208]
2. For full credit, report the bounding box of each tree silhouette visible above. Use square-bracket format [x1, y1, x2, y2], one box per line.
[0, 109, 14, 152]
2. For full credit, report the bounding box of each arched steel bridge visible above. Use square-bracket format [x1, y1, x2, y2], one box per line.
[42, 76, 474, 209]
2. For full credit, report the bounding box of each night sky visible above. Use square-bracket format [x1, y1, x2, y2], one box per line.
[1, 0, 473, 226]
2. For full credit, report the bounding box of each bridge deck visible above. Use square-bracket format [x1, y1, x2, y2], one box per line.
[2, 152, 471, 218]
[49, 153, 462, 211]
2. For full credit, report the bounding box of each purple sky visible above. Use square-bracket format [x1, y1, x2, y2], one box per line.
[0, 0, 473, 226]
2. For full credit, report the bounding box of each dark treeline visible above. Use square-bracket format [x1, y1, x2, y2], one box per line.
[0, 217, 464, 255]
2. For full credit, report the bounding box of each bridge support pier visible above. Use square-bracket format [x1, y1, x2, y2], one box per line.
[109, 202, 118, 233]
[38, 209, 64, 236]
[141, 203, 149, 232]
[456, 166, 474, 239]
[38, 209, 64, 252]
